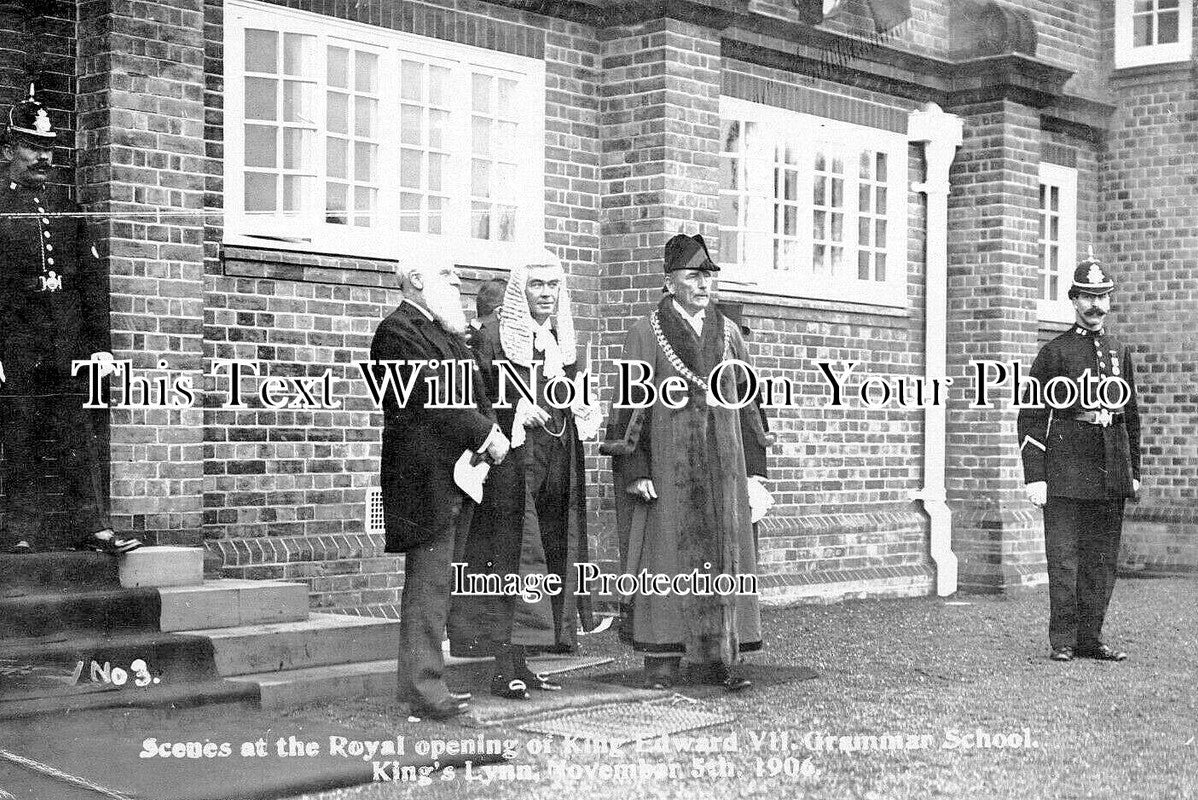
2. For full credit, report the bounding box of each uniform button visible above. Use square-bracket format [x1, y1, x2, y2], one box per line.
[45, 244, 52, 251]
[47, 258, 54, 266]
[36, 207, 44, 213]
[42, 231, 50, 238]
[41, 218, 49, 225]
[32, 197, 40, 203]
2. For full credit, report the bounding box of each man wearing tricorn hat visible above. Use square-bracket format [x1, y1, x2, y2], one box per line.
[0, 86, 141, 555]
[1017, 255, 1141, 663]
[449, 250, 599, 699]
[602, 233, 767, 691]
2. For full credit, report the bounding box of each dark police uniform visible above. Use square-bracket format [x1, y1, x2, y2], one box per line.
[0, 91, 112, 549]
[1017, 259, 1140, 659]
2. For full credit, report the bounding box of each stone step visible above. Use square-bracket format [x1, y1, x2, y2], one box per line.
[158, 579, 309, 632]
[119, 546, 204, 588]
[0, 552, 119, 590]
[0, 678, 258, 720]
[0, 586, 162, 639]
[191, 613, 400, 677]
[227, 659, 399, 711]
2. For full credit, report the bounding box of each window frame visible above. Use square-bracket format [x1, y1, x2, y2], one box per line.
[223, 0, 546, 264]
[1114, 0, 1193, 69]
[717, 97, 909, 308]
[1037, 162, 1079, 324]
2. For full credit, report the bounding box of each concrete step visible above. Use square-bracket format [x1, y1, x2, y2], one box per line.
[227, 659, 398, 711]
[0, 552, 119, 590]
[191, 613, 400, 677]
[119, 546, 204, 588]
[158, 579, 309, 632]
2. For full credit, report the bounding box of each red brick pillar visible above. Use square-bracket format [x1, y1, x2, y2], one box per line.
[595, 17, 722, 558]
[76, 0, 206, 544]
[944, 99, 1044, 592]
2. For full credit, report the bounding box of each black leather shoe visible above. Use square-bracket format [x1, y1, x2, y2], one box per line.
[1076, 644, 1127, 661]
[83, 529, 143, 555]
[712, 664, 752, 692]
[643, 657, 679, 690]
[408, 699, 469, 721]
[490, 676, 529, 700]
[517, 666, 562, 691]
[1050, 647, 1074, 662]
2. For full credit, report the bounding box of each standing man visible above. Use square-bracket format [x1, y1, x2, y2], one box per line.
[465, 276, 507, 349]
[0, 86, 140, 555]
[1018, 256, 1141, 663]
[369, 251, 510, 720]
[601, 233, 766, 691]
[449, 252, 598, 698]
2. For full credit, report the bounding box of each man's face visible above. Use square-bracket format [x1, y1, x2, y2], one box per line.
[524, 265, 562, 323]
[667, 269, 716, 316]
[416, 264, 468, 334]
[4, 139, 53, 187]
[1072, 290, 1111, 331]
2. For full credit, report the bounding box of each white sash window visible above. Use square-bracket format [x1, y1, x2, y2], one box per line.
[718, 98, 908, 306]
[224, 0, 545, 262]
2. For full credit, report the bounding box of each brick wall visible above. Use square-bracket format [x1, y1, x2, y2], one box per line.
[944, 98, 1044, 592]
[77, 0, 207, 544]
[196, 0, 604, 614]
[1102, 59, 1198, 574]
[14, 0, 1178, 611]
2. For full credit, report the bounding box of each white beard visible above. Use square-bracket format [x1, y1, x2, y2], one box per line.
[423, 279, 468, 335]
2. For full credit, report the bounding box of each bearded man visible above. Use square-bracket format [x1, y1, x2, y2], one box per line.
[369, 252, 510, 720]
[449, 251, 598, 699]
[601, 233, 767, 692]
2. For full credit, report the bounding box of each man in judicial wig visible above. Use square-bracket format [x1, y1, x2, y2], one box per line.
[449, 250, 600, 700]
[601, 233, 768, 692]
[1017, 255, 1141, 663]
[370, 248, 510, 720]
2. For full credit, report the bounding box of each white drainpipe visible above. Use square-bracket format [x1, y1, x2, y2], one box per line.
[908, 102, 963, 597]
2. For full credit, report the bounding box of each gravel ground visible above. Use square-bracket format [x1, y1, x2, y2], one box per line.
[289, 576, 1197, 800]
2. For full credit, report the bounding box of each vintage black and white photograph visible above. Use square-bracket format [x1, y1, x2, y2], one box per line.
[0, 0, 1195, 798]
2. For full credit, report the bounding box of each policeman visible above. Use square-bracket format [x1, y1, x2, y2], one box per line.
[1017, 256, 1140, 662]
[0, 86, 141, 555]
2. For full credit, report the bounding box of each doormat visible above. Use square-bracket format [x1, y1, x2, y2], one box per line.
[591, 662, 819, 690]
[518, 698, 734, 747]
[525, 655, 613, 676]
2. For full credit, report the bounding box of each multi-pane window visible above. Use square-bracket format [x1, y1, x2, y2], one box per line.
[469, 72, 521, 242]
[326, 45, 380, 228]
[398, 59, 452, 235]
[1133, 0, 1181, 46]
[243, 30, 316, 219]
[1037, 163, 1078, 322]
[225, 0, 545, 259]
[1115, 0, 1193, 67]
[718, 98, 907, 305]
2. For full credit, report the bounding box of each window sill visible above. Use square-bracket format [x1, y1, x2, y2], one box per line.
[717, 280, 910, 317]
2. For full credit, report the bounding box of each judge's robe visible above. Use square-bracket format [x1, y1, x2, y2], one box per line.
[602, 297, 766, 665]
[447, 315, 594, 655]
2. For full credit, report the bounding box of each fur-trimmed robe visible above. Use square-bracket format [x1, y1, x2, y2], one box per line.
[447, 315, 594, 655]
[602, 297, 767, 664]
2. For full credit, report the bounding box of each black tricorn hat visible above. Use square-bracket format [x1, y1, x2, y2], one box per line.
[7, 84, 56, 144]
[664, 233, 719, 273]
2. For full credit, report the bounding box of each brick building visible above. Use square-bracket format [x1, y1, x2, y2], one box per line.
[1, 0, 1194, 614]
